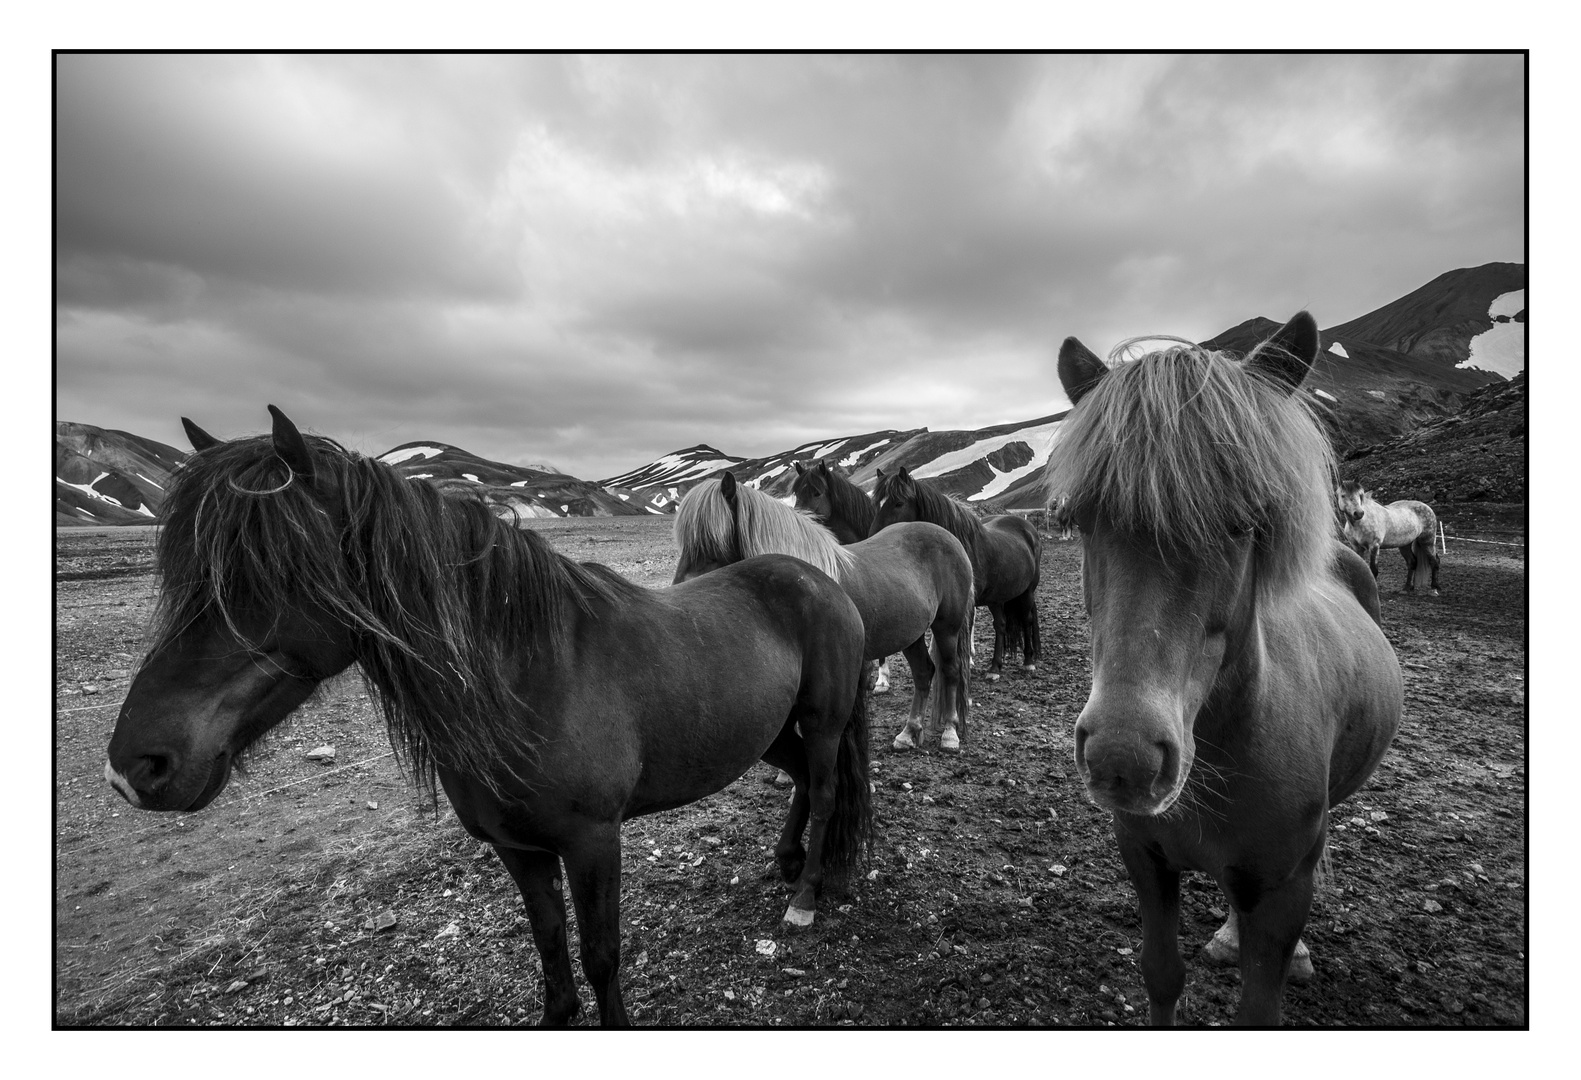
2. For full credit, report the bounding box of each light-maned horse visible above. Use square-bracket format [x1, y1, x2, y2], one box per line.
[103, 407, 874, 1028]
[870, 468, 1042, 681]
[1047, 313, 1402, 1026]
[675, 473, 974, 751]
[1335, 480, 1442, 596]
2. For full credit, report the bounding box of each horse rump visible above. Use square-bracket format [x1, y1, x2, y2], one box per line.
[820, 680, 874, 878]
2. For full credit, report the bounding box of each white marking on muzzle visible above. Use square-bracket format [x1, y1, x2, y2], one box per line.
[103, 760, 142, 808]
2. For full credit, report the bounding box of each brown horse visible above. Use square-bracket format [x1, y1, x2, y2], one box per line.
[103, 407, 873, 1027]
[1046, 313, 1402, 1026]
[869, 468, 1042, 682]
[675, 473, 974, 750]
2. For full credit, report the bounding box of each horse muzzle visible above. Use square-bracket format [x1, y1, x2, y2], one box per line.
[103, 747, 232, 812]
[1073, 703, 1187, 816]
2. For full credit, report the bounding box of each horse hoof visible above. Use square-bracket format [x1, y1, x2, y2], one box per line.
[983, 672, 1001, 683]
[1021, 663, 1037, 672]
[1201, 922, 1238, 966]
[783, 905, 816, 928]
[1289, 939, 1314, 984]
[940, 728, 961, 752]
[892, 732, 917, 751]
[773, 770, 794, 788]
[1430, 589, 1440, 597]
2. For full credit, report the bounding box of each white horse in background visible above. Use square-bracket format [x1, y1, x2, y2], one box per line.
[1335, 480, 1442, 595]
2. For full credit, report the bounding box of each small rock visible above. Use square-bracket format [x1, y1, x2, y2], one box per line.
[81, 685, 101, 695]
[105, 669, 131, 679]
[755, 940, 777, 958]
[978, 997, 992, 1010]
[635, 951, 649, 968]
[782, 967, 806, 977]
[1098, 1009, 1119, 1023]
[1424, 899, 1443, 913]
[1369, 810, 1389, 822]
[723, 989, 735, 1000]
[224, 980, 248, 994]
[435, 922, 460, 940]
[867, 870, 880, 881]
[1049, 864, 1067, 876]
[366, 801, 378, 810]
[729, 876, 740, 886]
[371, 911, 397, 932]
[304, 746, 336, 763]
[1117, 947, 1133, 956]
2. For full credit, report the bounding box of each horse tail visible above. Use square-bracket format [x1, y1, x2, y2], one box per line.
[821, 676, 874, 877]
[1411, 505, 1440, 590]
[956, 609, 973, 742]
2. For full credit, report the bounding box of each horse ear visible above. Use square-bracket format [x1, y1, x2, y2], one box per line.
[1246, 311, 1319, 394]
[1057, 337, 1108, 406]
[818, 460, 832, 476]
[793, 461, 805, 475]
[720, 471, 738, 501]
[181, 417, 221, 452]
[875, 467, 885, 480]
[267, 405, 316, 483]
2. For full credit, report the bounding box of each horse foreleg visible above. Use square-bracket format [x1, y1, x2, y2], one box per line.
[872, 657, 892, 694]
[985, 603, 1007, 681]
[495, 846, 581, 1027]
[1366, 544, 1380, 580]
[560, 828, 630, 1027]
[1115, 830, 1185, 1026]
[1230, 870, 1316, 1027]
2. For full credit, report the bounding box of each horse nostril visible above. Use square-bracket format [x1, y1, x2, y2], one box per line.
[132, 752, 179, 793]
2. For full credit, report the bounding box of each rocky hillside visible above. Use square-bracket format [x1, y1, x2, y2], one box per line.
[375, 442, 643, 518]
[1337, 371, 1526, 537]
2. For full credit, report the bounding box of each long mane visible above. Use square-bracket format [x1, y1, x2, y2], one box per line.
[151, 434, 634, 799]
[799, 467, 876, 537]
[1043, 342, 1336, 597]
[874, 472, 984, 550]
[674, 478, 855, 581]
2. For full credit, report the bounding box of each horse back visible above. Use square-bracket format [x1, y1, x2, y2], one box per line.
[842, 523, 975, 657]
[1381, 499, 1437, 546]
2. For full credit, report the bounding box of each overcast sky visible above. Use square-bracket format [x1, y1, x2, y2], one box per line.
[55, 53, 1525, 479]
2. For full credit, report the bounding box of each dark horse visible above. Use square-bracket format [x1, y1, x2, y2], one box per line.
[869, 468, 1042, 681]
[103, 407, 873, 1027]
[1047, 314, 1402, 1026]
[677, 472, 974, 750]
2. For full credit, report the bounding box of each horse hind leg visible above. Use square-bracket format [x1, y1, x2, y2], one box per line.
[761, 724, 812, 883]
[984, 603, 1007, 681]
[871, 657, 892, 694]
[893, 638, 933, 750]
[928, 617, 967, 752]
[496, 846, 582, 1027]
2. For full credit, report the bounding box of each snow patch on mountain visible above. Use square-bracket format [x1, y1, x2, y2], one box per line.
[1459, 289, 1525, 378]
[381, 446, 446, 465]
[911, 419, 1064, 500]
[1328, 342, 1348, 358]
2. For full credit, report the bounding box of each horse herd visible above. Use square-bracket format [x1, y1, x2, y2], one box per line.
[103, 312, 1440, 1028]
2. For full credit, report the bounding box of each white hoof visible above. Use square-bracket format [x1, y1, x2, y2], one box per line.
[983, 672, 1001, 683]
[939, 727, 960, 752]
[1201, 919, 1239, 966]
[1289, 939, 1313, 984]
[783, 906, 816, 928]
[773, 769, 794, 787]
[1022, 663, 1037, 672]
[892, 727, 918, 751]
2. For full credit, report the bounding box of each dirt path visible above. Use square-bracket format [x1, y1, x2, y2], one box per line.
[54, 520, 1526, 1027]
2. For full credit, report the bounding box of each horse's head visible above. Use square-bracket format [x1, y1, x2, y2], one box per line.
[1335, 480, 1369, 524]
[1050, 313, 1331, 817]
[790, 461, 834, 523]
[105, 407, 361, 812]
[869, 466, 920, 536]
[672, 472, 742, 583]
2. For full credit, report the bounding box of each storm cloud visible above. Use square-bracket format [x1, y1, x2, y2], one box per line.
[55, 53, 1525, 478]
